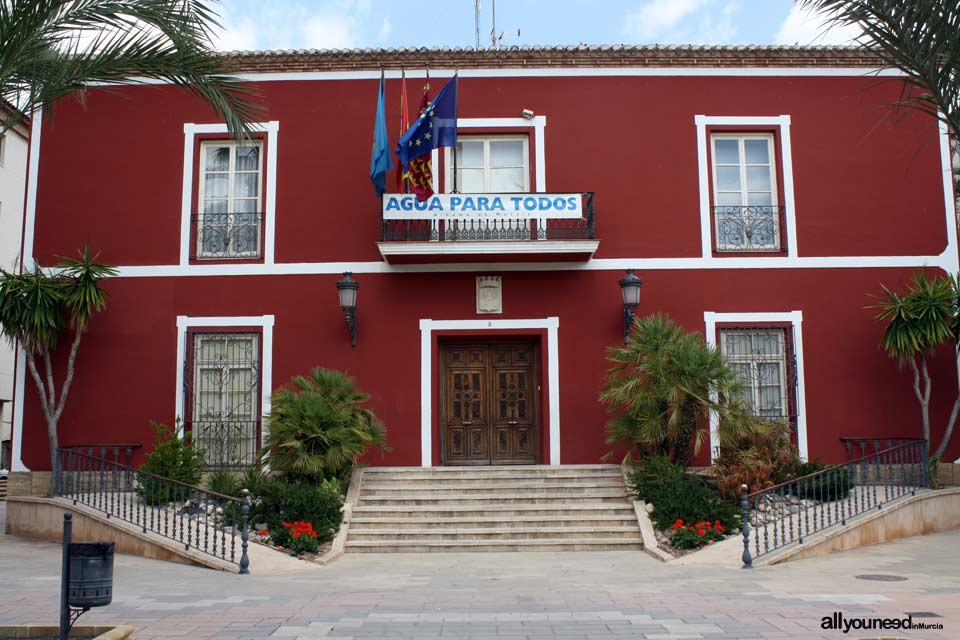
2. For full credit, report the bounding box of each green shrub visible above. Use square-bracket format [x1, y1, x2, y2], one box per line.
[263, 368, 390, 483]
[628, 455, 739, 532]
[255, 477, 343, 542]
[206, 469, 241, 497]
[137, 420, 206, 504]
[786, 460, 853, 501]
[240, 465, 269, 495]
[713, 421, 801, 498]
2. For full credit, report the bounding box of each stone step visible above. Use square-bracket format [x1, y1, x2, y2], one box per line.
[344, 538, 644, 553]
[359, 482, 626, 497]
[348, 526, 644, 541]
[361, 468, 623, 481]
[361, 476, 625, 490]
[349, 515, 638, 529]
[357, 492, 631, 506]
[351, 503, 637, 519]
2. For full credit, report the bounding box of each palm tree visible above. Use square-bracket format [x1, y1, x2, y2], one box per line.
[0, 248, 117, 473]
[0, 0, 260, 136]
[262, 368, 390, 482]
[800, 0, 959, 141]
[600, 314, 754, 466]
[872, 270, 960, 458]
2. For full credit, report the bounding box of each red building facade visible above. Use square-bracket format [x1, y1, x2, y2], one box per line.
[10, 46, 960, 472]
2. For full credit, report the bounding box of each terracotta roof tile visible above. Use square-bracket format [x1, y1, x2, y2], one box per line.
[214, 44, 881, 73]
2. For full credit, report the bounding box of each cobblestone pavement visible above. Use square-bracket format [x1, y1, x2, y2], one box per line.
[1, 505, 957, 640]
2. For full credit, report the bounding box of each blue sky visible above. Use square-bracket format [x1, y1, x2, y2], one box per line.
[212, 0, 861, 52]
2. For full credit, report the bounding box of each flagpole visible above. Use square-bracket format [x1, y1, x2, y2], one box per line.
[452, 71, 460, 194]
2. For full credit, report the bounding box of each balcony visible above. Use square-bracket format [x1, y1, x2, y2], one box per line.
[713, 205, 785, 253]
[191, 212, 263, 260]
[377, 192, 599, 263]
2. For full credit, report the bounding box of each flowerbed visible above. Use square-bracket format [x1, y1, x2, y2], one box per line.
[259, 521, 322, 557]
[668, 518, 726, 549]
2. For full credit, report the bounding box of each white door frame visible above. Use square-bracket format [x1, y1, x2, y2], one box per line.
[419, 317, 560, 467]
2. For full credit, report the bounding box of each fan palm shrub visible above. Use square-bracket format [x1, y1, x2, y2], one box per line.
[601, 314, 754, 466]
[1, 0, 259, 136]
[262, 368, 389, 482]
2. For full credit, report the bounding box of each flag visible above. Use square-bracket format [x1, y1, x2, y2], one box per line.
[406, 75, 432, 200]
[397, 74, 458, 201]
[395, 70, 410, 192]
[370, 70, 394, 197]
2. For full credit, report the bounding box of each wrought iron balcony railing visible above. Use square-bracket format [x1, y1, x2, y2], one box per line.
[713, 205, 785, 252]
[191, 212, 263, 259]
[381, 192, 596, 242]
[55, 447, 251, 572]
[185, 419, 260, 470]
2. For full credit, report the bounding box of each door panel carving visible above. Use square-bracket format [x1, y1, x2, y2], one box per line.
[441, 341, 539, 465]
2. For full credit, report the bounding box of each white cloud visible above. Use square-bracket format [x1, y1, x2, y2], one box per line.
[213, 17, 259, 52]
[775, 5, 861, 45]
[301, 14, 360, 49]
[378, 15, 393, 43]
[211, 0, 382, 52]
[623, 0, 744, 44]
[625, 0, 712, 40]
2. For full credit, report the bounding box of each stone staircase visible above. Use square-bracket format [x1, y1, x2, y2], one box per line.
[345, 465, 644, 553]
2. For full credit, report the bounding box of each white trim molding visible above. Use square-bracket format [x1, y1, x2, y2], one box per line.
[443, 116, 548, 192]
[174, 315, 275, 448]
[377, 240, 598, 261]
[180, 121, 280, 266]
[21, 110, 43, 271]
[695, 115, 797, 259]
[418, 317, 560, 467]
[703, 310, 808, 462]
[10, 347, 29, 471]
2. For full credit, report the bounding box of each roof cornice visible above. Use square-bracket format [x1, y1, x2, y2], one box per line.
[215, 44, 882, 74]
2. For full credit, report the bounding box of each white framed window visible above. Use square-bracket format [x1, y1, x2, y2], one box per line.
[711, 133, 780, 252]
[196, 140, 263, 259]
[719, 328, 790, 420]
[450, 136, 529, 193]
[190, 332, 260, 468]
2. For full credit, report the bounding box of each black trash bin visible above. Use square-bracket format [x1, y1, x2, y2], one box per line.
[68, 542, 114, 608]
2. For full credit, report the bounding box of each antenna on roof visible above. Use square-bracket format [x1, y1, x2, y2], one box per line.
[474, 0, 481, 49]
[489, 0, 519, 50]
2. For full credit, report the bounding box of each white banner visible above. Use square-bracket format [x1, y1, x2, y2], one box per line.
[382, 193, 584, 220]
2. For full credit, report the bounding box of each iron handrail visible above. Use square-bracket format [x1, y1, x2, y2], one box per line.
[739, 439, 930, 567]
[55, 448, 250, 573]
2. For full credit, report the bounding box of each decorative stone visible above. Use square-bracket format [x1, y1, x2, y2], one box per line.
[476, 276, 503, 314]
[644, 503, 655, 513]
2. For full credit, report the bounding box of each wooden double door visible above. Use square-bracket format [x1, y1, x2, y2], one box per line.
[441, 340, 540, 465]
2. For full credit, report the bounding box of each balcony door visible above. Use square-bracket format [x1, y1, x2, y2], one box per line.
[441, 340, 540, 465]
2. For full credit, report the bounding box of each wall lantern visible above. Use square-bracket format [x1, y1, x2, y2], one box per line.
[336, 272, 359, 347]
[618, 268, 643, 343]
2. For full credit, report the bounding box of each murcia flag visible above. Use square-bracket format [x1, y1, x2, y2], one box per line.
[370, 70, 394, 197]
[396, 74, 458, 201]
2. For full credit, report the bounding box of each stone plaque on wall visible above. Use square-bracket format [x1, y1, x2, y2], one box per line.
[476, 276, 503, 314]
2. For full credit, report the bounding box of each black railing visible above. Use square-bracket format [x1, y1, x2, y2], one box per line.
[60, 444, 142, 469]
[381, 192, 596, 242]
[739, 440, 930, 567]
[55, 448, 250, 573]
[839, 436, 925, 459]
[191, 212, 263, 259]
[185, 420, 260, 470]
[714, 205, 785, 252]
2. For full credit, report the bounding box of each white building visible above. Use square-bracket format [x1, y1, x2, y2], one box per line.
[0, 116, 28, 470]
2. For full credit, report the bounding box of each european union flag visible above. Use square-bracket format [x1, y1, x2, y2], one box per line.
[396, 74, 457, 171]
[370, 71, 394, 197]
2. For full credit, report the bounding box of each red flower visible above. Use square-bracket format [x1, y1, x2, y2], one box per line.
[259, 529, 270, 536]
[697, 529, 706, 535]
[716, 525, 725, 532]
